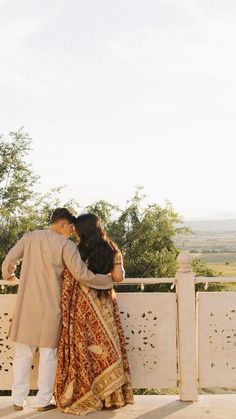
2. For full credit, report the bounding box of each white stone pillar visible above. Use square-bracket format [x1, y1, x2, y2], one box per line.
[176, 252, 198, 401]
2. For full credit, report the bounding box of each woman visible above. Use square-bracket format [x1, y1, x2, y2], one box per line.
[55, 213, 134, 415]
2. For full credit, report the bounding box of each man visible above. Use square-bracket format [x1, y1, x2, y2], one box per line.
[1, 208, 113, 411]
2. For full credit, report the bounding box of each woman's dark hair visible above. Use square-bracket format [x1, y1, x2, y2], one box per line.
[75, 213, 118, 275]
[51, 208, 76, 224]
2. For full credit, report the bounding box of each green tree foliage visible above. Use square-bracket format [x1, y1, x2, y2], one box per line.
[0, 129, 77, 293]
[192, 257, 222, 291]
[0, 129, 217, 294]
[115, 190, 185, 277]
[0, 129, 38, 212]
[84, 200, 118, 230]
[84, 187, 189, 292]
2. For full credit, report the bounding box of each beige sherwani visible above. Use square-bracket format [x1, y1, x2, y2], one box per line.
[2, 229, 113, 348]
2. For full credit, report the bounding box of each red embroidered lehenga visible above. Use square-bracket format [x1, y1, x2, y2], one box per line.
[54, 269, 134, 415]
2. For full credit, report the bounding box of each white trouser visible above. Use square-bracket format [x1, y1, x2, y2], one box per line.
[12, 342, 57, 407]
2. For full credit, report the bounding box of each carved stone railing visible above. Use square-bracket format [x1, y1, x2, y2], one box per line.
[1, 252, 236, 402]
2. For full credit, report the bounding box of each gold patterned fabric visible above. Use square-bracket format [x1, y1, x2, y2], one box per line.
[54, 269, 134, 415]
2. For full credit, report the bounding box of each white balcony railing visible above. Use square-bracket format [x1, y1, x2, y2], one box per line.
[1, 252, 236, 401]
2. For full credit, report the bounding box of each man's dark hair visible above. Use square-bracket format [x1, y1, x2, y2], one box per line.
[51, 208, 76, 224]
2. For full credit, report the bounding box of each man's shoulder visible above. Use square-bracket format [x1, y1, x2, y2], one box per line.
[64, 238, 77, 249]
[27, 229, 46, 238]
[25, 229, 64, 243]
[21, 231, 34, 240]
[24, 229, 76, 249]
[35, 229, 68, 243]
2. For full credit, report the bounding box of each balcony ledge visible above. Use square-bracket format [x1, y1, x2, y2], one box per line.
[1, 395, 236, 418]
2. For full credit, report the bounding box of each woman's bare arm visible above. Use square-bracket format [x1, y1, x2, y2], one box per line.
[111, 251, 125, 283]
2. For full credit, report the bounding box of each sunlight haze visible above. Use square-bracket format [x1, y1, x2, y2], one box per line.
[1, 0, 236, 219]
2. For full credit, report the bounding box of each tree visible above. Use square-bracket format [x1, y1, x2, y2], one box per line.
[0, 129, 217, 294]
[192, 257, 222, 291]
[0, 129, 77, 293]
[0, 128, 38, 213]
[84, 200, 119, 230]
[85, 187, 189, 292]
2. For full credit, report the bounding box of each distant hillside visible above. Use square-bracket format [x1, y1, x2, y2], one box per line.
[182, 219, 236, 232]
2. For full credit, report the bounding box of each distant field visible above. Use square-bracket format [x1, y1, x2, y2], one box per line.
[175, 229, 236, 277]
[199, 252, 236, 264]
[195, 253, 236, 290]
[175, 230, 236, 254]
[196, 253, 236, 277]
[207, 263, 236, 277]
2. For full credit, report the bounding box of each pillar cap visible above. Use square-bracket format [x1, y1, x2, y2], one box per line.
[177, 251, 192, 273]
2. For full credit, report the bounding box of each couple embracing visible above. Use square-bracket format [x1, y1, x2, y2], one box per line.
[2, 208, 134, 415]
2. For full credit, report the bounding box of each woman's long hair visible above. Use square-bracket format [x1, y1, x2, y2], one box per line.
[75, 213, 118, 275]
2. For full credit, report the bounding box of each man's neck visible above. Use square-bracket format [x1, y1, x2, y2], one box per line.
[50, 224, 61, 235]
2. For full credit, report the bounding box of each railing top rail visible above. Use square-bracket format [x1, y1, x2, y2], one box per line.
[195, 276, 236, 284]
[2, 275, 236, 287]
[117, 278, 175, 285]
[0, 278, 175, 287]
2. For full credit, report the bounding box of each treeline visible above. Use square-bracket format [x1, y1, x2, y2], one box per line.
[0, 129, 217, 293]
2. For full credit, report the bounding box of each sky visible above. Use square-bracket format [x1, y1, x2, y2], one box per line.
[1, 0, 236, 219]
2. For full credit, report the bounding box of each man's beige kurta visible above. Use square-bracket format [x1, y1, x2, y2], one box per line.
[1, 229, 113, 348]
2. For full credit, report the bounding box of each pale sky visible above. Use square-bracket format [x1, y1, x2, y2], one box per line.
[1, 0, 236, 219]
